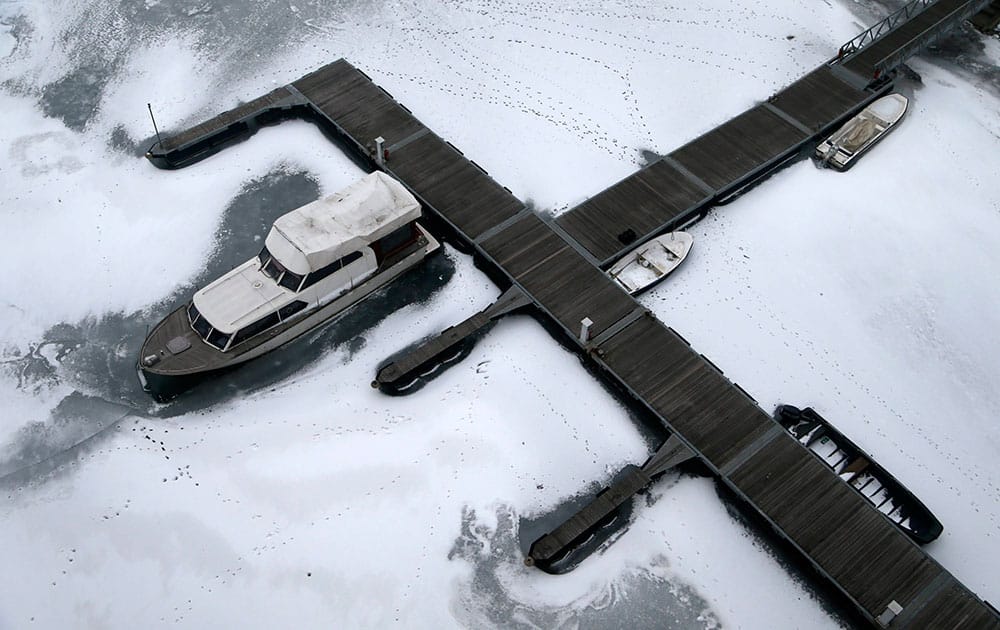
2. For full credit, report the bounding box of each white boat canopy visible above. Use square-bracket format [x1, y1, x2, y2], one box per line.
[264, 171, 421, 275]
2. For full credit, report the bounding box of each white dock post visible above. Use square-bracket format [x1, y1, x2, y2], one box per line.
[375, 136, 385, 168]
[579, 317, 593, 344]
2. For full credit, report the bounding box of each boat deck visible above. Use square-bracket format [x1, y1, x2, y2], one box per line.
[145, 4, 999, 625]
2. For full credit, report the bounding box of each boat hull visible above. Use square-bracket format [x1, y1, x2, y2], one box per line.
[139, 227, 439, 400]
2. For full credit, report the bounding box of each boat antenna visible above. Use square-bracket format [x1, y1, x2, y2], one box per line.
[147, 103, 163, 148]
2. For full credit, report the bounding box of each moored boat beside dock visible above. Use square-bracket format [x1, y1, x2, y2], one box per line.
[138, 172, 439, 400]
[774, 404, 943, 545]
[607, 232, 693, 295]
[815, 93, 908, 170]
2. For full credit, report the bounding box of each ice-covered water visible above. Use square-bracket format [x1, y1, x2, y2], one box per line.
[1, 1, 998, 628]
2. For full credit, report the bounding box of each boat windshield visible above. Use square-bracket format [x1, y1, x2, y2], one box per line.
[191, 309, 212, 339]
[188, 301, 230, 351]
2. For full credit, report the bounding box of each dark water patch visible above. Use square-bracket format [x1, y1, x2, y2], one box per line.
[0, 392, 131, 489]
[449, 504, 720, 630]
[925, 24, 1000, 96]
[0, 13, 30, 61]
[1, 340, 62, 393]
[11, 0, 368, 131]
[0, 247, 455, 483]
[40, 63, 115, 131]
[191, 167, 321, 289]
[845, 2, 1000, 96]
[108, 124, 147, 157]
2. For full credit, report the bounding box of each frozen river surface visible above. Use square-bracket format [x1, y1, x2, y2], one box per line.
[1, 1, 998, 628]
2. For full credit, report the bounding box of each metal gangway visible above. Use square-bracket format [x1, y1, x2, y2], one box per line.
[832, 0, 992, 81]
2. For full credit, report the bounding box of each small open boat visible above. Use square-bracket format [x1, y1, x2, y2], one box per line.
[774, 405, 943, 544]
[607, 232, 693, 295]
[138, 172, 440, 400]
[815, 93, 908, 171]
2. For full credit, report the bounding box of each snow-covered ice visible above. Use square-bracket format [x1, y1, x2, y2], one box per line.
[1, 1, 998, 628]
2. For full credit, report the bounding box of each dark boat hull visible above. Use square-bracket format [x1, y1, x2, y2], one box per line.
[138, 362, 231, 403]
[774, 405, 943, 544]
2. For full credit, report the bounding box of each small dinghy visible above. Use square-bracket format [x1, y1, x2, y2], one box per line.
[774, 405, 943, 544]
[607, 232, 693, 295]
[815, 93, 908, 171]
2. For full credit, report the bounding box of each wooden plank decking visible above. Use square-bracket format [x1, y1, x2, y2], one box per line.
[553, 65, 880, 266]
[145, 11, 1000, 624]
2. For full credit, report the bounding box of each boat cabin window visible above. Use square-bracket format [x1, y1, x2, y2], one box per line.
[300, 250, 364, 291]
[258, 246, 306, 292]
[232, 312, 280, 346]
[278, 300, 308, 320]
[376, 224, 418, 257]
[227, 300, 308, 349]
[278, 269, 303, 292]
[206, 328, 231, 350]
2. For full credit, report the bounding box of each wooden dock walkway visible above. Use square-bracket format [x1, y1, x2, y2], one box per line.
[145, 3, 999, 626]
[553, 65, 884, 266]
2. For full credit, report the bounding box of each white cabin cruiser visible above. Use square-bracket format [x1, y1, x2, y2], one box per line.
[815, 93, 908, 171]
[138, 172, 440, 399]
[608, 232, 693, 295]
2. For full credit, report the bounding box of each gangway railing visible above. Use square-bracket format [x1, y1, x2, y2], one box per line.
[832, 0, 992, 80]
[835, 0, 936, 60]
[869, 0, 991, 77]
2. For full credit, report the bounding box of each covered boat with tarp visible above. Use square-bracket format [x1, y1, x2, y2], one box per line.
[815, 93, 908, 170]
[138, 172, 439, 400]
